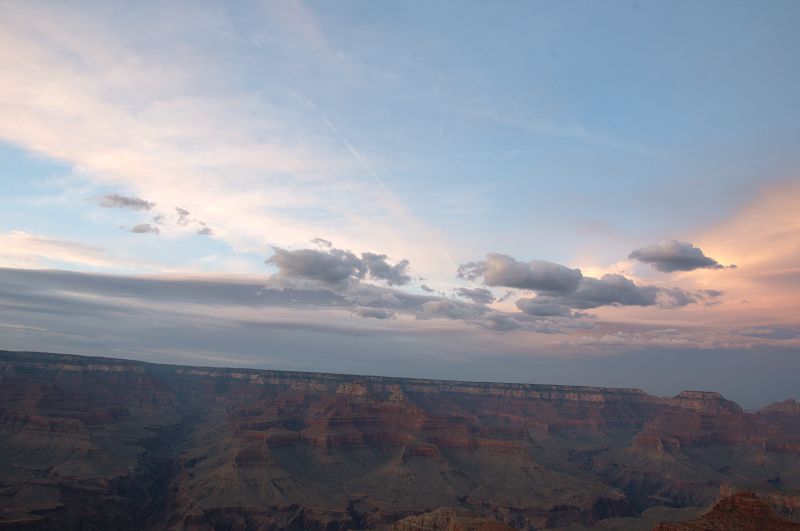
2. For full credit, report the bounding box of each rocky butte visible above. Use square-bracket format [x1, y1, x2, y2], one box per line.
[0, 350, 798, 530]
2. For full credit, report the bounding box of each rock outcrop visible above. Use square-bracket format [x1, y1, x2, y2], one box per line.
[655, 491, 800, 530]
[388, 508, 513, 530]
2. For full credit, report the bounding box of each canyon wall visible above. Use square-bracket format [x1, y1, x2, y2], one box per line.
[0, 350, 798, 530]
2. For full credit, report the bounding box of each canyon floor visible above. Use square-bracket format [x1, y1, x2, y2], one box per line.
[1, 350, 798, 530]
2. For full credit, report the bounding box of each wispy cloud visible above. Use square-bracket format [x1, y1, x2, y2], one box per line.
[0, 2, 454, 281]
[0, 231, 113, 269]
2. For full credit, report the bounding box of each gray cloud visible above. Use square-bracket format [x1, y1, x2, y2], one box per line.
[416, 299, 532, 332]
[0, 268, 341, 309]
[130, 223, 160, 235]
[515, 274, 660, 317]
[267, 247, 367, 285]
[310, 238, 333, 248]
[417, 299, 481, 321]
[497, 290, 515, 303]
[352, 307, 396, 320]
[1, 262, 568, 338]
[2, 240, 724, 338]
[515, 297, 572, 317]
[461, 250, 725, 318]
[420, 284, 447, 296]
[455, 287, 495, 304]
[473, 312, 522, 331]
[175, 207, 191, 226]
[514, 272, 659, 315]
[171, 208, 213, 233]
[629, 240, 727, 272]
[361, 252, 411, 286]
[414, 300, 525, 332]
[96, 193, 154, 211]
[266, 246, 411, 287]
[566, 274, 660, 308]
[658, 287, 723, 308]
[458, 253, 582, 293]
[516, 279, 725, 317]
[0, 267, 503, 333]
[735, 326, 800, 340]
[341, 282, 432, 310]
[99, 199, 210, 234]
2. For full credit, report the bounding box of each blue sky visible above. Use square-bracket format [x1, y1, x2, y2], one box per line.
[1, 0, 799, 407]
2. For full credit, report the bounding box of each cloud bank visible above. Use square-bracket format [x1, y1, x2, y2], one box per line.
[461, 253, 722, 318]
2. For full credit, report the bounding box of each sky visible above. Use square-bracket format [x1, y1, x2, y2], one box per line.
[1, 0, 799, 408]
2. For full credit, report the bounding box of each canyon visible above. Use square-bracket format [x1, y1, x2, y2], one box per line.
[0, 350, 798, 530]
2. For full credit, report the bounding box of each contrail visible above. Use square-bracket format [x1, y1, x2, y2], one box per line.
[308, 100, 392, 195]
[307, 99, 458, 274]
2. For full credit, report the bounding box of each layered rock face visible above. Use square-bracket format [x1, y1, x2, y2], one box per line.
[0, 350, 798, 530]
